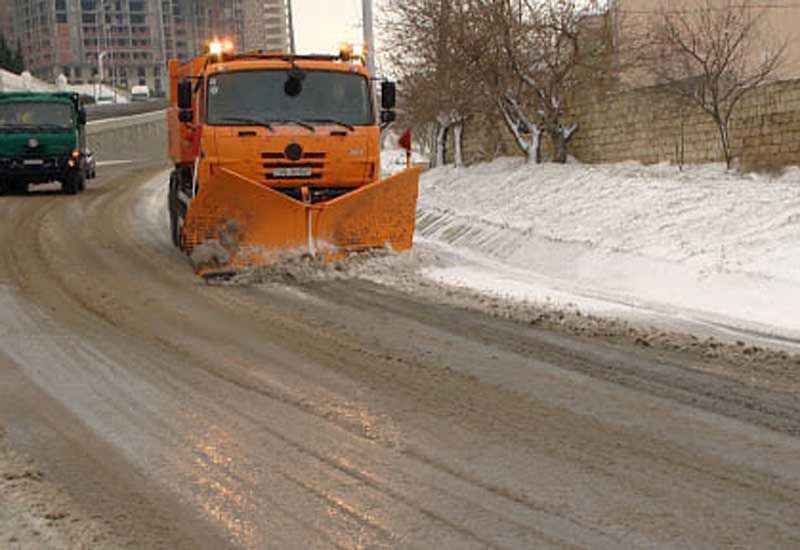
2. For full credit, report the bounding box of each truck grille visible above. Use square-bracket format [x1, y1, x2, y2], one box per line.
[262, 151, 326, 180]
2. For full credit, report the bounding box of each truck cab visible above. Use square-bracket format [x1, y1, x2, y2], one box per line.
[166, 40, 418, 275]
[0, 91, 95, 195]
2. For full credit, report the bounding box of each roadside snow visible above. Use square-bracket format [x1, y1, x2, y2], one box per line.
[381, 147, 428, 176]
[416, 158, 800, 344]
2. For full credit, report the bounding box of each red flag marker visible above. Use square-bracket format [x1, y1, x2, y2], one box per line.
[398, 129, 412, 167]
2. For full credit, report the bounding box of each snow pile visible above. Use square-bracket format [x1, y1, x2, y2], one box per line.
[416, 158, 800, 342]
[211, 246, 441, 287]
[0, 69, 55, 92]
[381, 147, 428, 177]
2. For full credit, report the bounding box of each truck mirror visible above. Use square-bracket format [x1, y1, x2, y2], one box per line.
[77, 107, 87, 125]
[380, 110, 396, 124]
[178, 110, 193, 123]
[177, 79, 193, 109]
[381, 81, 396, 110]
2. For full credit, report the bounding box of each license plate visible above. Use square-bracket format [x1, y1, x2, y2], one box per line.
[23, 159, 44, 166]
[273, 167, 312, 177]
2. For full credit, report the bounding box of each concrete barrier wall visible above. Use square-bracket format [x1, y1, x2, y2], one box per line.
[87, 110, 168, 163]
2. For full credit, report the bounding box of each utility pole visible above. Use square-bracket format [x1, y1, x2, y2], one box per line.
[362, 0, 375, 79]
[97, 50, 109, 101]
[287, 0, 296, 54]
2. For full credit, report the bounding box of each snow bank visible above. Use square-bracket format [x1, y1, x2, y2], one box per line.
[0, 69, 54, 92]
[417, 158, 800, 342]
[381, 147, 428, 177]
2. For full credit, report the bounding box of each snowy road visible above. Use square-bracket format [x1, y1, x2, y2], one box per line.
[1, 162, 800, 549]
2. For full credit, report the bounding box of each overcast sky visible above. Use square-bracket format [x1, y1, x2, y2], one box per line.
[292, 0, 365, 55]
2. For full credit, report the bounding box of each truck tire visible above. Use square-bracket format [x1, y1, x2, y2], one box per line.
[10, 181, 27, 195]
[168, 171, 182, 248]
[63, 171, 84, 195]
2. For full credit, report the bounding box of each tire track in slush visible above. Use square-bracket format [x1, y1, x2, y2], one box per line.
[1, 164, 800, 548]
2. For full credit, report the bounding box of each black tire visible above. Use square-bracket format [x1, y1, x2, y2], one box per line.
[168, 171, 182, 248]
[10, 181, 27, 195]
[169, 204, 180, 247]
[62, 171, 83, 195]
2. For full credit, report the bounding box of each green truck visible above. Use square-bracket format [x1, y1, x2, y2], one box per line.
[0, 91, 96, 195]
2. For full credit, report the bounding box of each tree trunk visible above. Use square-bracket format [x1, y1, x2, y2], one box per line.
[528, 127, 542, 164]
[550, 130, 568, 163]
[498, 97, 541, 164]
[434, 123, 448, 167]
[453, 122, 464, 167]
[717, 121, 733, 169]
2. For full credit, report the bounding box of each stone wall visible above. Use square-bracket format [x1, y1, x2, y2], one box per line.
[461, 79, 800, 168]
[570, 79, 800, 167]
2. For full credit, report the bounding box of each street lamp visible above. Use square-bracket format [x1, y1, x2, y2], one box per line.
[96, 50, 109, 101]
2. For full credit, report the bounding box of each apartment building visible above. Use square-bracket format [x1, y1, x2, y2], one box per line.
[0, 0, 290, 95]
[4, 0, 165, 93]
[242, 0, 292, 53]
[161, 1, 245, 63]
[0, 2, 13, 45]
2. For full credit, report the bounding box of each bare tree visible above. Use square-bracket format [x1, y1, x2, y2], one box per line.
[651, 0, 786, 169]
[381, 1, 477, 167]
[452, 0, 544, 163]
[382, 0, 616, 165]
[500, 0, 612, 163]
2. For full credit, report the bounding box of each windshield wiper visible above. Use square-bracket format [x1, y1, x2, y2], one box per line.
[264, 119, 315, 132]
[306, 118, 355, 132]
[0, 125, 34, 132]
[0, 124, 69, 132]
[32, 123, 70, 130]
[217, 116, 274, 132]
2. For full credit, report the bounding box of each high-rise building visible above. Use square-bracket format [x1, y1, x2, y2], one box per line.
[0, 1, 14, 47]
[4, 0, 169, 93]
[0, 1, 291, 96]
[242, 0, 292, 53]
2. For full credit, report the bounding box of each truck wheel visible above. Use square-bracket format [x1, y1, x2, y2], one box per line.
[174, 214, 185, 250]
[169, 201, 186, 249]
[63, 172, 84, 195]
[168, 172, 182, 248]
[10, 181, 27, 195]
[169, 202, 179, 247]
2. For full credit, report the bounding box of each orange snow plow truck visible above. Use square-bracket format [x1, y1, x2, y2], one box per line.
[167, 40, 420, 277]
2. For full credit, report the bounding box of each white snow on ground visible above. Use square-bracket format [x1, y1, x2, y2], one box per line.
[381, 147, 428, 177]
[415, 158, 800, 345]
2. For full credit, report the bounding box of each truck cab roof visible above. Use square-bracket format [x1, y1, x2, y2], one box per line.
[0, 91, 81, 107]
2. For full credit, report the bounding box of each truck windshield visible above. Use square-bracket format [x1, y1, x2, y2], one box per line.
[0, 102, 73, 130]
[206, 70, 372, 127]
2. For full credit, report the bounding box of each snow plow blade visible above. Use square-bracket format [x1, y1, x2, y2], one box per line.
[183, 166, 421, 277]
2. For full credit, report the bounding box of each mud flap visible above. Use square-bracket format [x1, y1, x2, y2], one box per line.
[183, 166, 421, 276]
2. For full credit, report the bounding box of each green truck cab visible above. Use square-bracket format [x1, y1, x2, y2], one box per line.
[0, 91, 96, 195]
